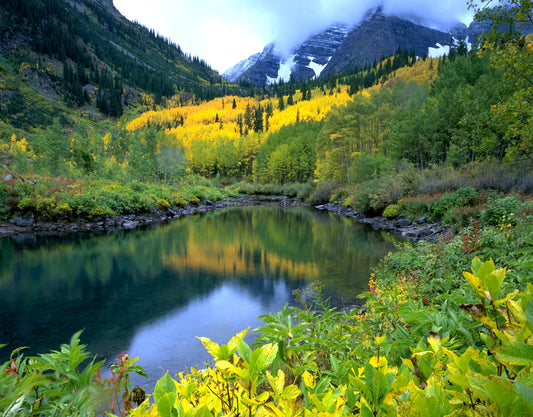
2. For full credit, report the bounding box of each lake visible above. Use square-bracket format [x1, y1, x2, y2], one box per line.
[0, 205, 397, 387]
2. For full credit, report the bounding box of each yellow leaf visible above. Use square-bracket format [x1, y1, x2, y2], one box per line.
[267, 370, 285, 395]
[197, 337, 220, 358]
[302, 370, 315, 389]
[369, 355, 388, 368]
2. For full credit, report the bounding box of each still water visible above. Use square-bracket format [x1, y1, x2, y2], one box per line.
[0, 205, 397, 386]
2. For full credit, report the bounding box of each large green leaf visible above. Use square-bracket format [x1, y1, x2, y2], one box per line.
[154, 373, 177, 404]
[495, 343, 533, 366]
[156, 392, 178, 417]
[514, 382, 533, 410]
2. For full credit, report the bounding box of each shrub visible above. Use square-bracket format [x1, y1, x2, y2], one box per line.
[353, 188, 372, 214]
[88, 205, 114, 218]
[383, 204, 400, 218]
[1, 332, 147, 416]
[296, 182, 315, 200]
[156, 198, 170, 209]
[330, 188, 350, 202]
[53, 202, 72, 218]
[481, 194, 522, 226]
[17, 196, 34, 212]
[306, 181, 337, 205]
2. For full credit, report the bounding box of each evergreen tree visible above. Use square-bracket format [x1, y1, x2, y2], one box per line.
[278, 94, 285, 111]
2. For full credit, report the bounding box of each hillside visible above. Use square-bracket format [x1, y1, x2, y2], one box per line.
[0, 0, 231, 129]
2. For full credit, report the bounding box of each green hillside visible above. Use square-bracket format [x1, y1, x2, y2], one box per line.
[0, 0, 235, 129]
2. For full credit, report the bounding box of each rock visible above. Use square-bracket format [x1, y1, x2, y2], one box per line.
[9, 213, 35, 228]
[122, 220, 140, 229]
[394, 218, 412, 228]
[417, 216, 427, 224]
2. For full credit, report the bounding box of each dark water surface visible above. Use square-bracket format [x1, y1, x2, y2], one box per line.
[0, 205, 397, 386]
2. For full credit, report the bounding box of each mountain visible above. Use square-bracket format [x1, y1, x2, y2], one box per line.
[224, 8, 473, 86]
[224, 25, 351, 85]
[0, 0, 226, 128]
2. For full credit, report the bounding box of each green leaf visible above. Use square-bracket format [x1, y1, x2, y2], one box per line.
[515, 382, 533, 410]
[194, 405, 214, 417]
[478, 259, 496, 281]
[471, 256, 483, 276]
[3, 395, 26, 417]
[156, 392, 178, 417]
[154, 373, 177, 404]
[236, 339, 252, 363]
[361, 403, 374, 417]
[495, 342, 533, 366]
[486, 268, 506, 301]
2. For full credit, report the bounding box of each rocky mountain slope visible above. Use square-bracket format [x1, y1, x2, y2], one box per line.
[224, 8, 478, 86]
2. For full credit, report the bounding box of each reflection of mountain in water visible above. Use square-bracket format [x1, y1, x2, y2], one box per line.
[0, 206, 397, 362]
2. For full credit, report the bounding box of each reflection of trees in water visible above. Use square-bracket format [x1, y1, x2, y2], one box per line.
[0, 206, 398, 362]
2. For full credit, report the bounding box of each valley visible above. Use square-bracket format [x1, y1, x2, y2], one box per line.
[0, 0, 532, 415]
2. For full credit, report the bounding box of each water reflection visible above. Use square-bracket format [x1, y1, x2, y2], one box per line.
[0, 205, 397, 383]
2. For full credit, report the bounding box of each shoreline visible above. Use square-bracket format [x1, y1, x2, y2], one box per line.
[0, 196, 444, 241]
[0, 196, 298, 239]
[314, 202, 446, 241]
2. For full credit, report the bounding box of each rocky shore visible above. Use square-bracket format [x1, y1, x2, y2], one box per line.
[314, 202, 446, 241]
[0, 197, 444, 241]
[0, 197, 258, 238]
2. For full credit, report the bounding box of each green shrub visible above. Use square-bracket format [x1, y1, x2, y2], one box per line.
[157, 198, 170, 209]
[17, 196, 34, 211]
[481, 195, 522, 226]
[69, 194, 97, 216]
[383, 204, 400, 218]
[306, 181, 336, 205]
[88, 205, 114, 218]
[353, 188, 372, 214]
[330, 188, 349, 202]
[0, 332, 147, 416]
[53, 202, 72, 218]
[296, 182, 315, 200]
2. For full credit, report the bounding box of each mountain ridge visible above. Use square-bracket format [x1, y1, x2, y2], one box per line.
[223, 8, 474, 86]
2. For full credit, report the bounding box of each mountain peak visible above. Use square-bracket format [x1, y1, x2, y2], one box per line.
[223, 7, 464, 86]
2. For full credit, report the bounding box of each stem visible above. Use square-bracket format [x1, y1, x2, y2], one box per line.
[467, 388, 476, 410]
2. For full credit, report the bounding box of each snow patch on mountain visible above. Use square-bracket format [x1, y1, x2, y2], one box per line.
[267, 54, 296, 85]
[428, 43, 450, 58]
[307, 56, 331, 78]
[428, 36, 473, 58]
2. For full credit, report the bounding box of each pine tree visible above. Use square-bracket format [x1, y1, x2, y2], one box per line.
[278, 94, 285, 111]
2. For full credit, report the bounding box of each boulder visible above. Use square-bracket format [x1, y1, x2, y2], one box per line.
[394, 218, 412, 228]
[9, 213, 35, 228]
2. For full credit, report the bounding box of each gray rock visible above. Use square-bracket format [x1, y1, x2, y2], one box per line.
[394, 218, 412, 228]
[9, 213, 35, 227]
[417, 216, 427, 225]
[122, 220, 139, 229]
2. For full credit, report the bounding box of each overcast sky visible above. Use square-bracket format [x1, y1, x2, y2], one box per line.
[113, 0, 474, 74]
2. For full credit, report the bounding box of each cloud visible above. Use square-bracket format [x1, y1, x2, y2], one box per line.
[256, 0, 473, 56]
[113, 0, 473, 73]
